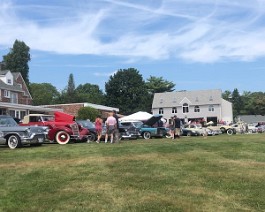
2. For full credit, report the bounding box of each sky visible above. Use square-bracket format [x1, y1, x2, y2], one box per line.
[1, 0, 265, 93]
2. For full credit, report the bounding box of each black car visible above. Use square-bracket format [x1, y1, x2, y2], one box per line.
[76, 120, 97, 141]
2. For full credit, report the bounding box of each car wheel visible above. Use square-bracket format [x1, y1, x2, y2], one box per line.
[143, 132, 151, 139]
[220, 128, 226, 133]
[248, 129, 253, 134]
[187, 132, 192, 137]
[7, 135, 22, 149]
[87, 133, 96, 142]
[55, 131, 70, 144]
[226, 129, 234, 135]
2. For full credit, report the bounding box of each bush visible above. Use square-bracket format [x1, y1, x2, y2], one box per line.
[77, 107, 99, 121]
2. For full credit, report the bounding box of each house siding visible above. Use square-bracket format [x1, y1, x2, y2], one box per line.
[152, 89, 233, 124]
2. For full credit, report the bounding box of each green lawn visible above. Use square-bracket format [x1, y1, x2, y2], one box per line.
[0, 134, 264, 212]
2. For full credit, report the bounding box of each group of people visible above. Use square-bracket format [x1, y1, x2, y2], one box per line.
[94, 110, 119, 144]
[168, 115, 182, 139]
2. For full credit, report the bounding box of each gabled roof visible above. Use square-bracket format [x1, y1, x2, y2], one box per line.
[0, 70, 32, 98]
[152, 89, 223, 108]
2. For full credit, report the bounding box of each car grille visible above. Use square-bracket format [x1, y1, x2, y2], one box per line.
[71, 123, 80, 136]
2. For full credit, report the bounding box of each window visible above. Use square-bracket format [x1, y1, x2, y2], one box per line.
[209, 105, 214, 112]
[4, 90, 10, 98]
[172, 107, 177, 114]
[160, 98, 163, 103]
[10, 93, 18, 104]
[183, 103, 189, 113]
[194, 105, 200, 112]
[209, 96, 213, 101]
[7, 79, 12, 84]
[159, 108, 164, 114]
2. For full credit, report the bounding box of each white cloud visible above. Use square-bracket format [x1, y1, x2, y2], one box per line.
[1, 0, 265, 63]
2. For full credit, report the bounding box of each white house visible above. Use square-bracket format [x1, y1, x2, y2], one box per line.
[152, 89, 233, 125]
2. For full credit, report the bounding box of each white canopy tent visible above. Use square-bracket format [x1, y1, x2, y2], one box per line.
[119, 111, 153, 121]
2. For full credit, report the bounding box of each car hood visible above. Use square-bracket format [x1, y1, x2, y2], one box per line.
[54, 111, 75, 123]
[144, 114, 163, 126]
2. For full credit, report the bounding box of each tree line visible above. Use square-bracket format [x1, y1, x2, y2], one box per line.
[1, 40, 265, 117]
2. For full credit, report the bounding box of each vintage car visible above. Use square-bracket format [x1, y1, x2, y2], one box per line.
[182, 124, 219, 136]
[77, 120, 140, 141]
[120, 115, 168, 139]
[20, 112, 89, 144]
[0, 115, 46, 149]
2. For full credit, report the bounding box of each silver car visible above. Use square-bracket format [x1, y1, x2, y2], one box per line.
[0, 115, 47, 149]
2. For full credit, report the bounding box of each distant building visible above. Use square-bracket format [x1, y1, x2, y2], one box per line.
[41, 102, 119, 119]
[152, 89, 233, 125]
[237, 115, 265, 124]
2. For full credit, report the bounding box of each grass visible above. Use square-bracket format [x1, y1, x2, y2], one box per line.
[0, 134, 265, 212]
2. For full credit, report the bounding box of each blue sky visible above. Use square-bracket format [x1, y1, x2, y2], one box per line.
[0, 0, 265, 93]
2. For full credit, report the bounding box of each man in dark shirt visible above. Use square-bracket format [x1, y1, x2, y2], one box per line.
[174, 115, 181, 139]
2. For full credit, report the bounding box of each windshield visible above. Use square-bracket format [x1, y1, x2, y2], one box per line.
[77, 120, 95, 128]
[42, 116, 54, 121]
[132, 121, 143, 128]
[0, 117, 18, 127]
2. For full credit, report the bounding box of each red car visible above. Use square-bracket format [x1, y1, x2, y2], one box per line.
[20, 111, 89, 144]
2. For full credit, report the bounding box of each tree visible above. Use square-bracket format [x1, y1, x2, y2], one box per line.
[60, 73, 76, 103]
[231, 88, 243, 118]
[222, 90, 232, 101]
[244, 92, 265, 115]
[77, 107, 99, 120]
[105, 68, 149, 114]
[145, 76, 175, 95]
[145, 76, 175, 112]
[30, 83, 60, 105]
[3, 40, 30, 85]
[75, 83, 105, 104]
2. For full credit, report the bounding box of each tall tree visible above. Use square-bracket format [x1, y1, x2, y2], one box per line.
[231, 88, 243, 118]
[105, 68, 149, 114]
[75, 83, 105, 104]
[3, 40, 31, 85]
[65, 73, 76, 103]
[145, 76, 175, 112]
[30, 83, 60, 105]
[145, 76, 175, 95]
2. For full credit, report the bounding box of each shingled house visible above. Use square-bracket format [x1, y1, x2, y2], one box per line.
[152, 89, 233, 125]
[0, 69, 59, 119]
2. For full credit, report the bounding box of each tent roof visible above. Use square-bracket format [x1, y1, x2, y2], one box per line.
[119, 111, 153, 121]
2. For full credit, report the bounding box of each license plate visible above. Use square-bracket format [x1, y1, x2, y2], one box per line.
[38, 137, 44, 142]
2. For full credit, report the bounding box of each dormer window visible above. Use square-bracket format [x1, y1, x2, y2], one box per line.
[209, 96, 213, 101]
[160, 98, 163, 103]
[7, 79, 12, 84]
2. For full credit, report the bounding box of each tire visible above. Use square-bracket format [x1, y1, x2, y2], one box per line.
[220, 128, 226, 133]
[55, 131, 70, 144]
[87, 133, 96, 142]
[7, 135, 22, 149]
[248, 129, 253, 134]
[187, 132, 192, 137]
[143, 132, 151, 139]
[226, 129, 234, 135]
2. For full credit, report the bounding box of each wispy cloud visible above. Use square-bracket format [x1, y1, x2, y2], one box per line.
[1, 0, 265, 63]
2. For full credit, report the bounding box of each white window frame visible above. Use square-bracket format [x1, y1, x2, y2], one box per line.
[208, 105, 214, 112]
[194, 105, 200, 112]
[4, 90, 10, 98]
[183, 103, 189, 113]
[172, 107, 177, 114]
[159, 108, 164, 114]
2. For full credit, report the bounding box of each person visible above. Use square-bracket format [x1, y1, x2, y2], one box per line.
[174, 115, 181, 139]
[113, 110, 120, 143]
[169, 117, 175, 139]
[94, 115, 103, 143]
[105, 112, 117, 143]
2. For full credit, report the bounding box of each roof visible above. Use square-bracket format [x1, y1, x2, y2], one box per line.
[237, 115, 265, 124]
[0, 70, 32, 98]
[0, 102, 62, 112]
[152, 89, 223, 108]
